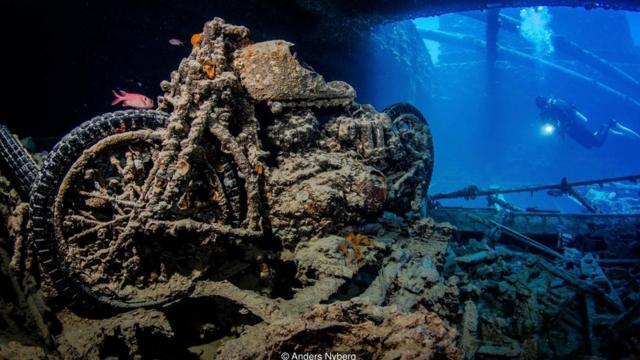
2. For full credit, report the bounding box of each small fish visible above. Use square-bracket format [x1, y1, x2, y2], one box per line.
[168, 38, 185, 46]
[111, 90, 154, 109]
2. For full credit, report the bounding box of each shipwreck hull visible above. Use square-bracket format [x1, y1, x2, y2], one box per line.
[0, 8, 640, 359]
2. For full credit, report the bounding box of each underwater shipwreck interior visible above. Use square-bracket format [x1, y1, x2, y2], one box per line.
[3, 0, 640, 358]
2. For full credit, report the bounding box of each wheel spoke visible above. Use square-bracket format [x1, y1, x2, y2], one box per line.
[78, 190, 138, 208]
[67, 214, 105, 226]
[109, 155, 125, 175]
[67, 215, 130, 243]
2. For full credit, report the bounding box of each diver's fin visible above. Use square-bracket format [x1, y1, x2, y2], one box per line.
[611, 120, 640, 140]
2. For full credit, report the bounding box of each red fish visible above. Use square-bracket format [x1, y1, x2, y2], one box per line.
[111, 90, 154, 109]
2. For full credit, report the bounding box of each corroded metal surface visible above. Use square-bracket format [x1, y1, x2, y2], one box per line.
[23, 19, 434, 310]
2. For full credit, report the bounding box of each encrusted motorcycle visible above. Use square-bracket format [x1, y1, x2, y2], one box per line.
[0, 19, 434, 310]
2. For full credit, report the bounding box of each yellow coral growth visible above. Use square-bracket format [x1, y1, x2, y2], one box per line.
[341, 233, 374, 265]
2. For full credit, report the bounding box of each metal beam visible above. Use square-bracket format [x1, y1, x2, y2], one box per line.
[419, 29, 640, 109]
[430, 174, 640, 200]
[468, 214, 564, 258]
[461, 12, 640, 93]
[352, 1, 640, 26]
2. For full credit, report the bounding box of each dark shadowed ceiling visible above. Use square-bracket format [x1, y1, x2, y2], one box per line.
[2, 0, 639, 139]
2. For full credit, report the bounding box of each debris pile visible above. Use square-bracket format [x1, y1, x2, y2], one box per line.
[438, 217, 640, 358]
[585, 182, 640, 214]
[448, 239, 580, 358]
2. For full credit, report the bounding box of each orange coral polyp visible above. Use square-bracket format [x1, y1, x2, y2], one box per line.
[191, 33, 204, 47]
[203, 63, 216, 79]
[342, 233, 373, 265]
[345, 233, 372, 247]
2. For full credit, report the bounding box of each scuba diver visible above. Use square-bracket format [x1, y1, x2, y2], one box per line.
[535, 96, 640, 148]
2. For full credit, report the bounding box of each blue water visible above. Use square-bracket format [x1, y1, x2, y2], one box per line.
[366, 7, 640, 212]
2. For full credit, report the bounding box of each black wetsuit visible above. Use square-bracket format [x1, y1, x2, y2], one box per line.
[540, 98, 611, 149]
